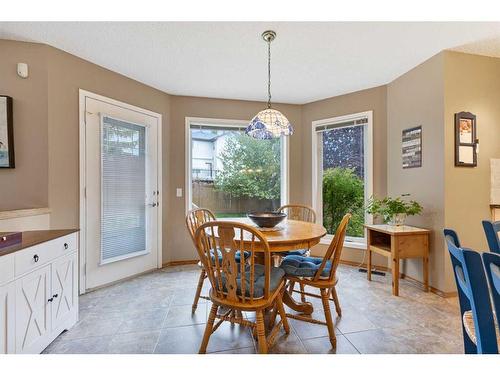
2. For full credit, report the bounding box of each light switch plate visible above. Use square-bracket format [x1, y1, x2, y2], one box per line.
[176, 188, 183, 197]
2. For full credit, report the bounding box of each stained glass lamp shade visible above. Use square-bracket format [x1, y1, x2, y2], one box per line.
[246, 108, 294, 140]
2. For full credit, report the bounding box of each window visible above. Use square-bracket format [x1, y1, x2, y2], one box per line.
[312, 111, 373, 246]
[186, 118, 288, 218]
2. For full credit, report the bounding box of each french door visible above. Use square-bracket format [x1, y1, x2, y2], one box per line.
[80, 91, 162, 291]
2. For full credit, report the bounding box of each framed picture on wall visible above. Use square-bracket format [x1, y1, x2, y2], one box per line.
[0, 96, 15, 168]
[454, 111, 477, 167]
[402, 126, 422, 168]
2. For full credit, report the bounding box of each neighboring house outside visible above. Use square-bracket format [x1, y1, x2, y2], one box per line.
[191, 129, 229, 181]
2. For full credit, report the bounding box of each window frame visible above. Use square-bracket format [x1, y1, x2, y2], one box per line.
[185, 117, 289, 215]
[311, 111, 373, 249]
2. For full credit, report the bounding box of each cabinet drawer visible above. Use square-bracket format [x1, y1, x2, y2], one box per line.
[14, 233, 78, 277]
[0, 253, 15, 286]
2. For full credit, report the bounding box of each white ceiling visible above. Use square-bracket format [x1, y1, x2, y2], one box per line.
[1, 22, 500, 104]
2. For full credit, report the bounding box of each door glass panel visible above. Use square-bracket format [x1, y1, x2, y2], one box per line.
[101, 115, 147, 262]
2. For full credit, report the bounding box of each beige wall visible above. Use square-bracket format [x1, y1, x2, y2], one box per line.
[0, 39, 172, 259]
[0, 40, 49, 210]
[301, 86, 388, 266]
[166, 96, 302, 263]
[387, 53, 451, 292]
[45, 46, 171, 235]
[444, 51, 500, 252]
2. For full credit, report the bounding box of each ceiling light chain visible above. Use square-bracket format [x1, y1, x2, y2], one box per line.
[267, 36, 272, 109]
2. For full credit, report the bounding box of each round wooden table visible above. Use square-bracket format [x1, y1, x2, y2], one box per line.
[225, 218, 327, 314]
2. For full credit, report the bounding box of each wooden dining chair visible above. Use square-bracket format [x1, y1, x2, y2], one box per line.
[445, 231, 499, 354]
[278, 204, 317, 224]
[277, 204, 317, 301]
[280, 213, 351, 349]
[194, 221, 289, 354]
[186, 208, 216, 313]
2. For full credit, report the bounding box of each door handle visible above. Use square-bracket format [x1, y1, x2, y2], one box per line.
[148, 203, 157, 207]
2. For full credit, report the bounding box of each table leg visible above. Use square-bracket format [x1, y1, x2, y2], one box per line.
[282, 288, 313, 315]
[423, 256, 429, 292]
[367, 244, 372, 282]
[392, 255, 399, 296]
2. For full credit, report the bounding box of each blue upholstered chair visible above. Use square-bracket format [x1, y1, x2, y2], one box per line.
[444, 228, 462, 248]
[444, 229, 499, 354]
[482, 220, 500, 254]
[481, 252, 500, 332]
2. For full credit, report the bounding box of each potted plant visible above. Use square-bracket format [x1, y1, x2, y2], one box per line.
[366, 195, 423, 226]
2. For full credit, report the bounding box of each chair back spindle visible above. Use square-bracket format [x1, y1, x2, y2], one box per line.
[278, 204, 316, 223]
[186, 208, 216, 244]
[195, 221, 272, 305]
[314, 213, 351, 282]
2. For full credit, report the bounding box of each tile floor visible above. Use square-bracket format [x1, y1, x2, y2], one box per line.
[43, 264, 464, 354]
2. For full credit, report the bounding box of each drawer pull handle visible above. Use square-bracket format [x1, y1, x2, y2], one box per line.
[64, 243, 69, 250]
[33, 254, 39, 263]
[47, 297, 53, 303]
[53, 294, 58, 298]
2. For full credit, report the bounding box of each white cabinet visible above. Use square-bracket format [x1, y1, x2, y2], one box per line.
[15, 265, 51, 354]
[0, 231, 79, 354]
[0, 282, 15, 354]
[51, 253, 78, 333]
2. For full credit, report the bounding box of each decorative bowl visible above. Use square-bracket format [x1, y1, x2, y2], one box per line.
[247, 211, 287, 228]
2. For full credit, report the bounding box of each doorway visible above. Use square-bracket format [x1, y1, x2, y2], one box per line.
[79, 90, 162, 292]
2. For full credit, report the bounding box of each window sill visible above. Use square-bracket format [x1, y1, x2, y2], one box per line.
[319, 236, 367, 250]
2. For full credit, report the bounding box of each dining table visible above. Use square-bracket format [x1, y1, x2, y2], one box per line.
[223, 217, 328, 315]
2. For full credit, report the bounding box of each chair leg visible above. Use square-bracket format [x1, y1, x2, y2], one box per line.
[192, 268, 206, 314]
[255, 310, 268, 354]
[288, 281, 295, 296]
[331, 286, 342, 317]
[268, 302, 279, 331]
[276, 293, 290, 334]
[321, 288, 337, 349]
[199, 303, 218, 354]
[299, 283, 306, 303]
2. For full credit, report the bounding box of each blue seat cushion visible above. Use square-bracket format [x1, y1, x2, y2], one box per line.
[280, 249, 308, 257]
[280, 255, 331, 278]
[221, 264, 285, 298]
[210, 249, 249, 264]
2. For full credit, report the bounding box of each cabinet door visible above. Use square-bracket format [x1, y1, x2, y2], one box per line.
[0, 282, 15, 354]
[15, 265, 51, 354]
[51, 252, 78, 332]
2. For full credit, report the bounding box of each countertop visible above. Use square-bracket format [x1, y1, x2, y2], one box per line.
[0, 229, 79, 257]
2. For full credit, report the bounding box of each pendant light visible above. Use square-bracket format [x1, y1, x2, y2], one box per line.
[246, 30, 294, 139]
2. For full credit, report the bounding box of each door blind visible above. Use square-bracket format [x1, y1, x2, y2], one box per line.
[100, 115, 147, 262]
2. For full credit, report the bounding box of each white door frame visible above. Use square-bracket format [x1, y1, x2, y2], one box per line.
[79, 89, 163, 294]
